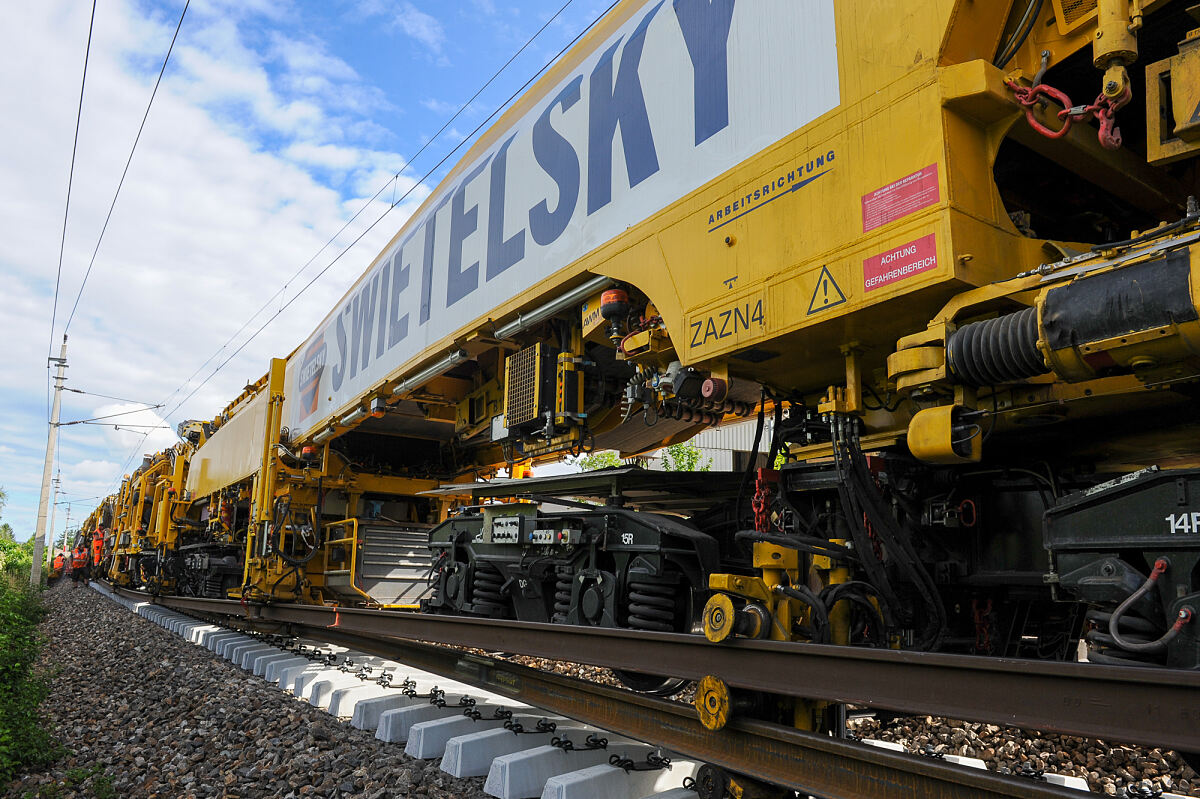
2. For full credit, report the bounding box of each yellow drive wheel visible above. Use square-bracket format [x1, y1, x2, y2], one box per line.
[695, 674, 733, 731]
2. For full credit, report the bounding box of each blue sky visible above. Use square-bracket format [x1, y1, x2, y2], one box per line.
[0, 0, 612, 542]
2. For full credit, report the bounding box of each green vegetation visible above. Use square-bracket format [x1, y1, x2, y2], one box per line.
[573, 449, 624, 471]
[0, 539, 36, 581]
[571, 441, 711, 472]
[0, 488, 62, 785]
[660, 442, 711, 472]
[0, 577, 57, 784]
[0, 487, 38, 581]
[0, 486, 14, 543]
[19, 766, 112, 799]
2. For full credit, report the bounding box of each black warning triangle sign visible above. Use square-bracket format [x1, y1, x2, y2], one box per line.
[807, 265, 847, 315]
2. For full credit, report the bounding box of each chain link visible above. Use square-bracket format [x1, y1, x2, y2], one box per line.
[1005, 80, 1130, 150]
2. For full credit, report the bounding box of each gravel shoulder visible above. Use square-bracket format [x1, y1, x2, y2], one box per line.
[5, 582, 490, 799]
[849, 715, 1200, 796]
[11, 582, 1197, 798]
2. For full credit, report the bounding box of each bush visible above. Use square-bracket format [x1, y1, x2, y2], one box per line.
[0, 577, 57, 783]
[661, 442, 711, 472]
[0, 538, 35, 580]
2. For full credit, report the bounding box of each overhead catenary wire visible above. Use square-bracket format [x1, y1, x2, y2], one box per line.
[62, 0, 190, 336]
[165, 0, 618, 419]
[87, 422, 173, 430]
[65, 387, 159, 405]
[102, 0, 621, 493]
[149, 0, 580, 422]
[58, 406, 165, 426]
[56, 495, 104, 506]
[47, 0, 98, 423]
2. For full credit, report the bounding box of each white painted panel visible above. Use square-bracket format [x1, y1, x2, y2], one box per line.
[285, 1, 840, 438]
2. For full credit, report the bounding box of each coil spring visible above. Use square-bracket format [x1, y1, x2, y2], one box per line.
[471, 565, 507, 615]
[626, 580, 677, 632]
[552, 573, 573, 623]
[1084, 608, 1165, 665]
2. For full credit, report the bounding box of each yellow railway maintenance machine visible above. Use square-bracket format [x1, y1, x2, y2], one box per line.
[89, 0, 1200, 761]
[175, 360, 448, 606]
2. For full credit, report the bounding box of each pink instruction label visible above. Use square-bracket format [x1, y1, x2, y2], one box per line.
[863, 233, 938, 292]
[862, 164, 940, 232]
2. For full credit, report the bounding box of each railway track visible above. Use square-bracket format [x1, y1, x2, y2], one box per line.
[91, 581, 1200, 799]
[109, 584, 1200, 753]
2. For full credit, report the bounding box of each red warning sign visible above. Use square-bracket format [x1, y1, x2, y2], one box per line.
[862, 164, 940, 232]
[863, 234, 938, 292]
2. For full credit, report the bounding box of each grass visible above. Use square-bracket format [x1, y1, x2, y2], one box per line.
[19, 765, 114, 799]
[0, 577, 60, 786]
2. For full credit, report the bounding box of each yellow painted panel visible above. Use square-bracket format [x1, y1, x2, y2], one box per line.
[185, 392, 267, 497]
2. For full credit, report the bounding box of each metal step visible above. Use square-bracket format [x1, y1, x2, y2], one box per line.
[355, 523, 435, 605]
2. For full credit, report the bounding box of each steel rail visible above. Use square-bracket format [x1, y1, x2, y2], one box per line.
[113, 585, 1079, 799]
[311, 628, 1081, 799]
[111, 587, 1200, 756]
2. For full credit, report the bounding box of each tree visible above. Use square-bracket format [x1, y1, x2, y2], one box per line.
[661, 442, 711, 472]
[0, 486, 17, 541]
[572, 450, 624, 471]
[0, 537, 34, 577]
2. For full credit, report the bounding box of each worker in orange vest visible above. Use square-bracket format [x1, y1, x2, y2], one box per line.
[71, 547, 89, 583]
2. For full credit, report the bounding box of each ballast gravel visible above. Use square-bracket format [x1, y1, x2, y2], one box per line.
[849, 715, 1200, 797]
[11, 582, 1200, 798]
[6, 582, 491, 799]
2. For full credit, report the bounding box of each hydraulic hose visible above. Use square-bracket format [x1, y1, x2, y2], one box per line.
[272, 497, 321, 567]
[778, 585, 831, 644]
[733, 530, 859, 563]
[1109, 559, 1195, 653]
[994, 0, 1044, 68]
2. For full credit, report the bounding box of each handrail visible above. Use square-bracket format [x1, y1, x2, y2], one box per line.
[323, 518, 374, 604]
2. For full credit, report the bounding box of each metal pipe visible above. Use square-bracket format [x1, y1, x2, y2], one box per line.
[494, 274, 612, 340]
[390, 276, 611, 398]
[392, 348, 469, 396]
[339, 406, 368, 426]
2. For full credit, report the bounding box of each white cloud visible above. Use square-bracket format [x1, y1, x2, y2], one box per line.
[284, 141, 363, 170]
[358, 1, 447, 61]
[421, 97, 458, 115]
[267, 32, 358, 82]
[63, 459, 124, 483]
[394, 3, 447, 56]
[0, 0, 419, 539]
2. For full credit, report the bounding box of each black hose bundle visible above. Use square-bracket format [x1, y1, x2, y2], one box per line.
[831, 416, 946, 650]
[819, 580, 889, 648]
[735, 390, 768, 520]
[271, 496, 321, 566]
[733, 530, 858, 563]
[779, 584, 830, 644]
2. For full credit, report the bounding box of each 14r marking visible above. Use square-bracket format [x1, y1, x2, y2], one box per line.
[1165, 512, 1200, 534]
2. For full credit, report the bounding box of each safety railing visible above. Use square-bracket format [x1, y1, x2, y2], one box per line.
[323, 518, 374, 604]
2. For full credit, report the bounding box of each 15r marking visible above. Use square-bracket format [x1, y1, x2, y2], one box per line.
[1165, 512, 1200, 534]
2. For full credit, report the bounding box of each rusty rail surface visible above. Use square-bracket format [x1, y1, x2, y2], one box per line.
[315, 628, 1082, 799]
[103, 588, 1079, 799]
[117, 588, 1200, 754]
